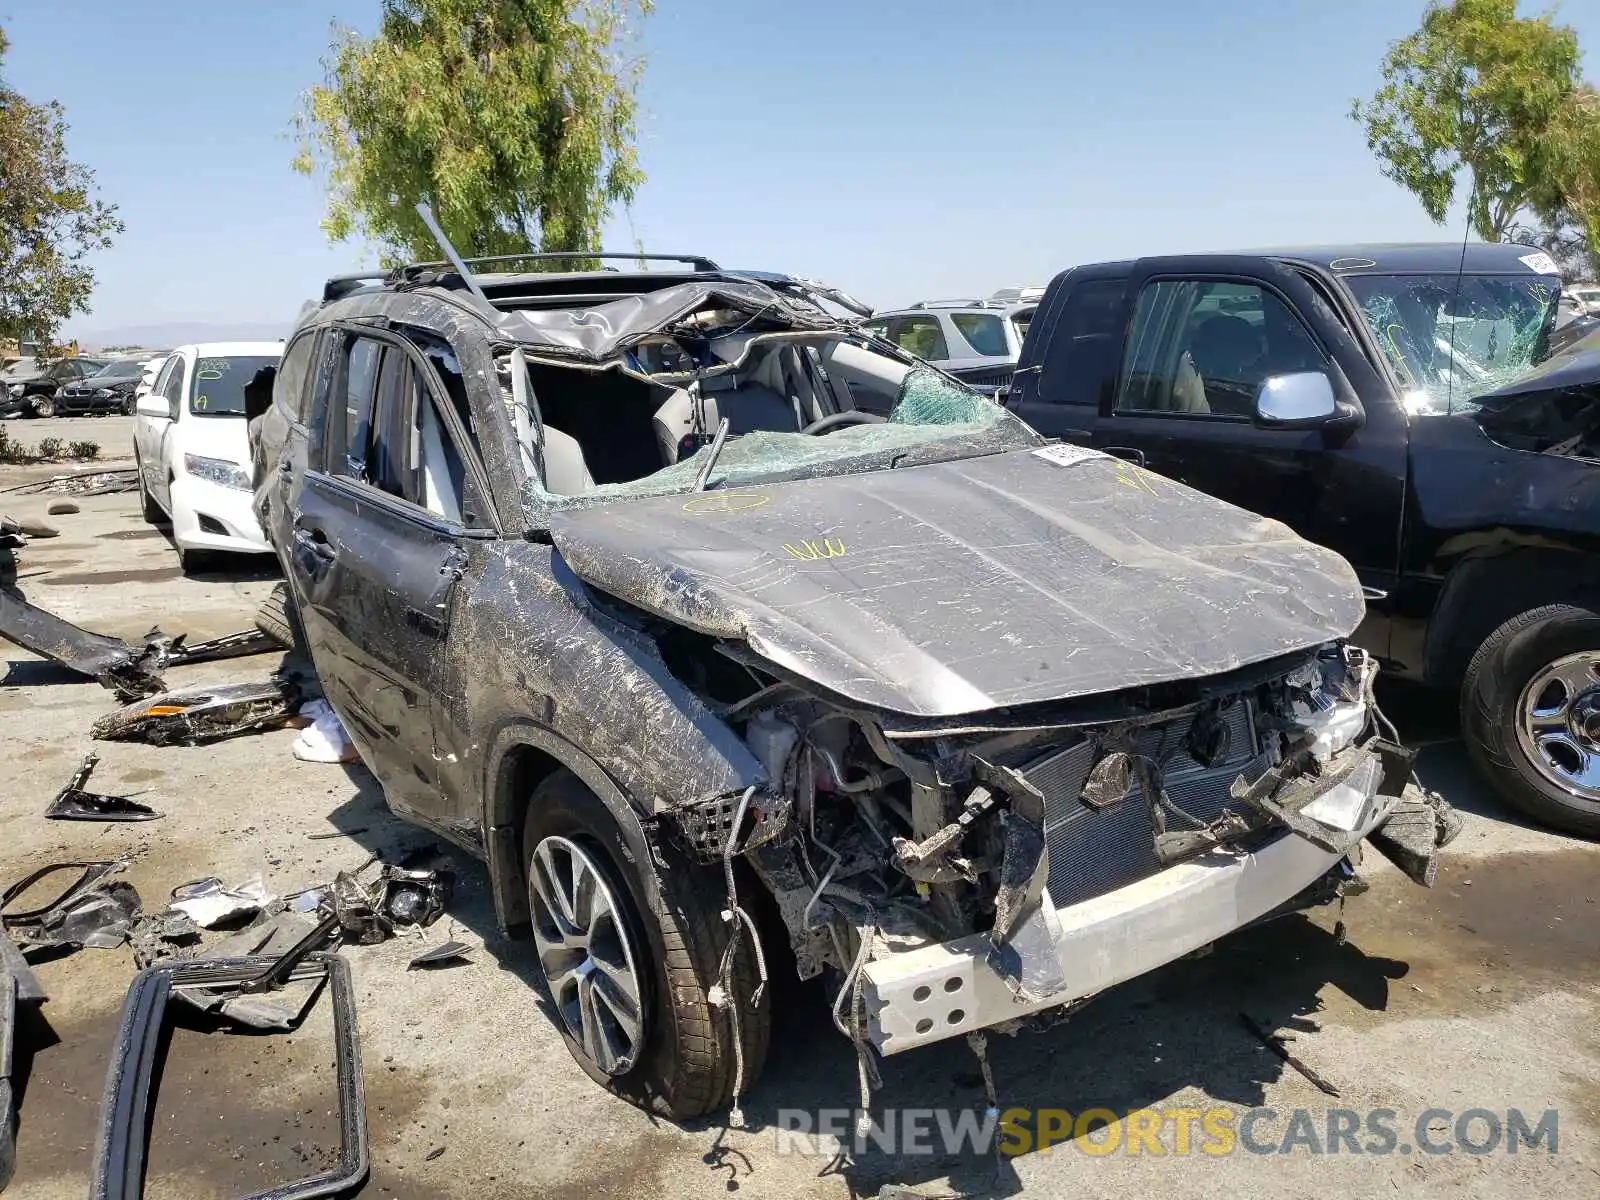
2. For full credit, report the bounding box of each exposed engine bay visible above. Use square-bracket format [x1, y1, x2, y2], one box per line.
[646, 634, 1456, 1061]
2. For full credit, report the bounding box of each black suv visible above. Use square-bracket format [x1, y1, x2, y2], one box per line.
[1007, 243, 1599, 835]
[251, 250, 1449, 1118]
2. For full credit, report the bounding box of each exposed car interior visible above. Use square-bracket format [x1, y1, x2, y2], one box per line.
[527, 334, 914, 495]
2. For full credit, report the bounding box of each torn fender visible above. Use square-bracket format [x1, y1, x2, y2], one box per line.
[0, 584, 167, 698]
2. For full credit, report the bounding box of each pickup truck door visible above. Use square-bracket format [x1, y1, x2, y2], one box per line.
[1004, 267, 1131, 444]
[1087, 255, 1410, 603]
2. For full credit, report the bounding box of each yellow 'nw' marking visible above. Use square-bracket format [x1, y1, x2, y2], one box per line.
[783, 538, 847, 561]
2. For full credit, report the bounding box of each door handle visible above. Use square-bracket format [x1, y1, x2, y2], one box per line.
[293, 527, 337, 564]
[1103, 445, 1147, 468]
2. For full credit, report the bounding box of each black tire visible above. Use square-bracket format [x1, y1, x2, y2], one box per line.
[178, 547, 214, 576]
[1461, 603, 1600, 838]
[135, 461, 163, 524]
[254, 582, 308, 654]
[522, 771, 770, 1119]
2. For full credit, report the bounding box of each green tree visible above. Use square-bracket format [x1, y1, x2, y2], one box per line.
[1351, 0, 1590, 243]
[0, 26, 122, 352]
[295, 0, 649, 264]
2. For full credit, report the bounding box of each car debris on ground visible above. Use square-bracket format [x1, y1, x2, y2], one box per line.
[0, 468, 139, 497]
[1, 862, 142, 953]
[90, 949, 367, 1200]
[0, 926, 47, 1191]
[0, 841, 458, 1190]
[43, 754, 162, 822]
[91, 676, 304, 745]
[167, 875, 274, 929]
[1, 525, 290, 699]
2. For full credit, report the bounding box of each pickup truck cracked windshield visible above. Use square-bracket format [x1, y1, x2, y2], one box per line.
[251, 246, 1459, 1120]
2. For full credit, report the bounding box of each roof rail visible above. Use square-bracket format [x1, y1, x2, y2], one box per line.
[399, 251, 720, 279]
[322, 272, 390, 303]
[907, 298, 991, 310]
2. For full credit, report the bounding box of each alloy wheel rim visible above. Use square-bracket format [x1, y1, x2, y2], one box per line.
[528, 835, 646, 1076]
[1515, 650, 1600, 811]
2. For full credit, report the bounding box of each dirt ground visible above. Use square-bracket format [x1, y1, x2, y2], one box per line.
[2, 417, 1597, 1199]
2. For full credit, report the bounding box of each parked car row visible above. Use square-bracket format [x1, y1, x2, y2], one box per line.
[0, 352, 168, 417]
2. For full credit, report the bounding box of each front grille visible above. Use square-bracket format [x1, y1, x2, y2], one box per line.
[1024, 703, 1271, 908]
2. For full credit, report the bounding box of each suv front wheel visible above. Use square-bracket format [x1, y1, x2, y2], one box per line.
[1462, 603, 1600, 837]
[522, 770, 770, 1119]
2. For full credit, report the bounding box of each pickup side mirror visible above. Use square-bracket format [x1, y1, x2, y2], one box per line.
[1254, 372, 1339, 429]
[134, 393, 171, 420]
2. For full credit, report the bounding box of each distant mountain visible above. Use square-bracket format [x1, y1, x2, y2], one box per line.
[72, 320, 289, 353]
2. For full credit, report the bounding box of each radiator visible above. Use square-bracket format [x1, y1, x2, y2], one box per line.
[1022, 703, 1270, 908]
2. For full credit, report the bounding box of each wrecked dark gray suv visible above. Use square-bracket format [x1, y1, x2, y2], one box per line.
[252, 249, 1457, 1120]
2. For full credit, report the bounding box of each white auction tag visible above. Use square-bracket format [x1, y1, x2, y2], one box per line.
[1032, 443, 1107, 468]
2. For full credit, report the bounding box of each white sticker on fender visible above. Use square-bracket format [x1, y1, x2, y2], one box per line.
[1519, 251, 1559, 276]
[1032, 443, 1108, 468]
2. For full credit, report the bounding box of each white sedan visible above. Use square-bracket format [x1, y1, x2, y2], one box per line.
[133, 341, 282, 572]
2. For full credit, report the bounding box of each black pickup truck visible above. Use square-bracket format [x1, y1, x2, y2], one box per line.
[1005, 243, 1600, 836]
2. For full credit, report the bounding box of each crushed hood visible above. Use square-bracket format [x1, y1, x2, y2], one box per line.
[548, 446, 1365, 718]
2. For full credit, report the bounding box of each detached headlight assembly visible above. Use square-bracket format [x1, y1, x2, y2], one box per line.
[184, 454, 251, 491]
[7, 383, 24, 397]
[1286, 645, 1379, 764]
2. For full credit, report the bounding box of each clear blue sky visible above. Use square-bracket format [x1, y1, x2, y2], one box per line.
[4, 0, 1597, 345]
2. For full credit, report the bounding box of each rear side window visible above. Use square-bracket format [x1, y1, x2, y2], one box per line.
[160, 357, 187, 419]
[1038, 279, 1127, 405]
[951, 313, 1008, 357]
[274, 331, 317, 423]
[888, 316, 950, 361]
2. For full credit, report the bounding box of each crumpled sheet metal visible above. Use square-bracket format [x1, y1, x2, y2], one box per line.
[1, 861, 142, 952]
[174, 914, 328, 1031]
[0, 927, 47, 1191]
[0, 580, 168, 699]
[488, 279, 842, 365]
[986, 810, 1068, 1002]
[2, 534, 274, 695]
[91, 677, 301, 745]
[548, 446, 1366, 719]
[44, 753, 161, 822]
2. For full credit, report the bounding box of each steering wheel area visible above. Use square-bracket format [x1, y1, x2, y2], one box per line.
[800, 411, 887, 436]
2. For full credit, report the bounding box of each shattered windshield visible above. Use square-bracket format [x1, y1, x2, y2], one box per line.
[526, 365, 1039, 511]
[1345, 273, 1560, 415]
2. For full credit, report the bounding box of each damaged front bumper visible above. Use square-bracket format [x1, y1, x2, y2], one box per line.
[861, 740, 1446, 1055]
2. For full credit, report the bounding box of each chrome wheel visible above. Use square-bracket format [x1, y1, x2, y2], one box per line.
[529, 835, 646, 1076]
[1515, 651, 1600, 807]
